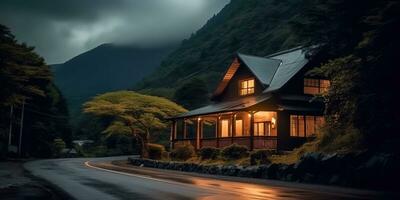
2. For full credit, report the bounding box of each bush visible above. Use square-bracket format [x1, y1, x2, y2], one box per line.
[53, 138, 66, 157]
[250, 149, 274, 165]
[199, 147, 220, 160]
[221, 143, 248, 160]
[147, 143, 165, 160]
[170, 144, 195, 161]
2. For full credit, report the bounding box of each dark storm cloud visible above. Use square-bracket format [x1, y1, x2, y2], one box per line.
[0, 0, 230, 64]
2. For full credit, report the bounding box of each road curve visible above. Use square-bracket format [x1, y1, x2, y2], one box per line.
[24, 156, 395, 200]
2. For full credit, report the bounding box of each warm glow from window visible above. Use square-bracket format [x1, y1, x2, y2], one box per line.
[240, 79, 255, 96]
[221, 120, 229, 137]
[304, 78, 330, 95]
[235, 120, 243, 136]
[290, 115, 325, 137]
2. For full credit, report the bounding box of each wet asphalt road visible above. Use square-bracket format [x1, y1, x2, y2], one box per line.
[24, 156, 396, 200]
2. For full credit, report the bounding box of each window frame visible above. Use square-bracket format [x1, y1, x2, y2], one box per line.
[304, 78, 330, 95]
[239, 78, 255, 96]
[290, 115, 324, 137]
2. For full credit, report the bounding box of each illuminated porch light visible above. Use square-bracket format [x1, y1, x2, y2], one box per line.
[197, 117, 201, 121]
[271, 117, 276, 129]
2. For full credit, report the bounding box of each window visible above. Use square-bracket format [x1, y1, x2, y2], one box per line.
[290, 115, 325, 137]
[254, 122, 271, 136]
[202, 119, 217, 139]
[304, 78, 330, 95]
[185, 119, 196, 139]
[235, 120, 243, 136]
[239, 79, 255, 96]
[220, 119, 230, 137]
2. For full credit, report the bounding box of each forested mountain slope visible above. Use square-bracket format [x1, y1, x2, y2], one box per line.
[53, 44, 174, 119]
[135, 0, 306, 98]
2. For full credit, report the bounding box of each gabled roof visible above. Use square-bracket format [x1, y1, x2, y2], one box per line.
[213, 46, 308, 98]
[174, 47, 311, 119]
[263, 47, 308, 93]
[237, 53, 282, 86]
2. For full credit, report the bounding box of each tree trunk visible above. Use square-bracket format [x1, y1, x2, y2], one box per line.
[130, 127, 148, 158]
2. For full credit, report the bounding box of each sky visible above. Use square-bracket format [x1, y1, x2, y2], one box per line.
[0, 0, 230, 64]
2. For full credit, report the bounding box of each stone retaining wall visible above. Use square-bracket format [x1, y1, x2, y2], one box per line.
[128, 151, 400, 190]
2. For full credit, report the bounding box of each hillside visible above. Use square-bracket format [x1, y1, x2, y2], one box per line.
[53, 44, 175, 120]
[135, 0, 306, 98]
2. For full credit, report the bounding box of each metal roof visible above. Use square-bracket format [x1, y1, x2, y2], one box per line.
[263, 47, 308, 93]
[174, 47, 311, 118]
[237, 53, 281, 86]
[174, 94, 272, 118]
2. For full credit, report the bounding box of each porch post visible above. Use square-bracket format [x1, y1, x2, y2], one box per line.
[196, 118, 201, 150]
[231, 114, 235, 144]
[216, 116, 220, 148]
[249, 112, 254, 151]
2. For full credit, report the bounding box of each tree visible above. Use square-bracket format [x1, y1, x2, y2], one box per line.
[173, 78, 209, 110]
[83, 91, 186, 157]
[293, 0, 400, 152]
[0, 24, 72, 157]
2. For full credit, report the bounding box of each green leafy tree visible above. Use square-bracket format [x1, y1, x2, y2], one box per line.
[294, 0, 400, 152]
[83, 91, 186, 157]
[0, 24, 71, 157]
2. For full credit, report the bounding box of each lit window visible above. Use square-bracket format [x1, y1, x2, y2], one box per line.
[221, 119, 230, 137]
[254, 122, 271, 136]
[235, 120, 243, 136]
[290, 115, 325, 137]
[239, 79, 255, 96]
[304, 78, 330, 95]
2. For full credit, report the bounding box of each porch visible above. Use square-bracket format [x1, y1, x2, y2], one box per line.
[170, 111, 278, 150]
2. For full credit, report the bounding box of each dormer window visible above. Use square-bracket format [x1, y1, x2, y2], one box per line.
[304, 78, 330, 95]
[239, 79, 254, 96]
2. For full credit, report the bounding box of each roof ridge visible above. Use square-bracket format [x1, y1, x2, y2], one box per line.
[265, 46, 304, 58]
[237, 52, 282, 62]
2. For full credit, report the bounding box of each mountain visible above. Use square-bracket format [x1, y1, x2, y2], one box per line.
[135, 0, 307, 98]
[53, 43, 175, 120]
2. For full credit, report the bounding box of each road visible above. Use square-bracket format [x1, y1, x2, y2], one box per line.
[24, 156, 395, 200]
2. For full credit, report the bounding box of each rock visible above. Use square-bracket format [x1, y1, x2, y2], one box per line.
[238, 166, 260, 178]
[265, 163, 281, 179]
[328, 174, 340, 185]
[259, 165, 269, 179]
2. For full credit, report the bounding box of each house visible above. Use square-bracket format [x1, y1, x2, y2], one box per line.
[169, 47, 330, 151]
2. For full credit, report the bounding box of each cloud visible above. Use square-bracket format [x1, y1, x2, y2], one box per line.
[0, 0, 229, 64]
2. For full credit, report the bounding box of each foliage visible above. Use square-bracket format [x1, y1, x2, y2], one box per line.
[147, 143, 166, 160]
[170, 144, 195, 161]
[135, 0, 306, 96]
[0, 24, 71, 158]
[221, 143, 249, 160]
[173, 78, 209, 109]
[250, 149, 274, 165]
[52, 138, 66, 157]
[198, 147, 220, 160]
[83, 90, 186, 157]
[294, 0, 400, 153]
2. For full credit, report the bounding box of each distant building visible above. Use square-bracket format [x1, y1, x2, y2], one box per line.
[169, 47, 329, 151]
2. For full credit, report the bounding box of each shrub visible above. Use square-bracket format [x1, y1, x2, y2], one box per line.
[147, 143, 165, 160]
[250, 149, 275, 165]
[199, 147, 220, 160]
[170, 144, 195, 161]
[53, 138, 66, 157]
[221, 143, 248, 160]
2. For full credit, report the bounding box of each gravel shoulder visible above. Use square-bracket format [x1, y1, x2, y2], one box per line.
[0, 161, 73, 200]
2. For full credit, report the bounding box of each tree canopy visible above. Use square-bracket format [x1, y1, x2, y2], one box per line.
[83, 91, 186, 156]
[0, 24, 71, 158]
[294, 0, 400, 152]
